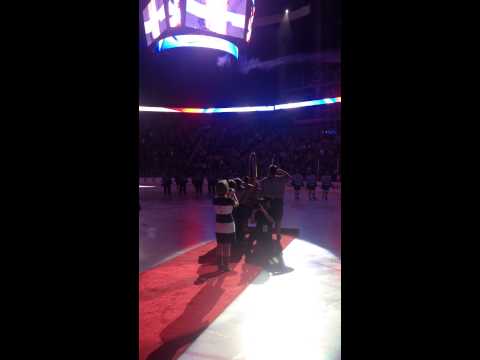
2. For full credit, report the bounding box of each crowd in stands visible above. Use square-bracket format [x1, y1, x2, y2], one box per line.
[139, 114, 340, 188]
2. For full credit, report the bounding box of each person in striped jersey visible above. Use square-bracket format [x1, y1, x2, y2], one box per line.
[214, 180, 239, 272]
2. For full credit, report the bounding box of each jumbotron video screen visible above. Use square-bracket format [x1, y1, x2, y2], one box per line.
[143, 0, 255, 55]
[185, 0, 247, 38]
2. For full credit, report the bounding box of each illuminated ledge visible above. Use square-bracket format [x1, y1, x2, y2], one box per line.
[139, 97, 341, 113]
[157, 34, 239, 59]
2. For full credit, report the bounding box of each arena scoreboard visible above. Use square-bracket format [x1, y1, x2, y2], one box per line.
[142, 0, 256, 59]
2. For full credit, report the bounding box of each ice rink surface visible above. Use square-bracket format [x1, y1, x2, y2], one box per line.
[140, 182, 341, 360]
[139, 183, 340, 272]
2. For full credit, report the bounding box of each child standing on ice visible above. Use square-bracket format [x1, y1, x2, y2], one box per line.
[213, 180, 239, 272]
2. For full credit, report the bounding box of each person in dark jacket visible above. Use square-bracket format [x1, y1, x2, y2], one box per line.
[162, 173, 172, 196]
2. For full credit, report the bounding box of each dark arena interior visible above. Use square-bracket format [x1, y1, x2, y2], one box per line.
[139, 1, 341, 359]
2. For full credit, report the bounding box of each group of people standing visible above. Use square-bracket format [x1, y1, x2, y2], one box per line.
[160, 170, 334, 201]
[292, 170, 333, 200]
[213, 165, 293, 274]
[160, 172, 227, 196]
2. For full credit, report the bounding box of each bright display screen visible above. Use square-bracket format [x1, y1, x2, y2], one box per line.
[167, 0, 182, 28]
[186, 0, 247, 38]
[157, 34, 239, 58]
[245, 0, 255, 42]
[142, 0, 254, 56]
[143, 0, 168, 46]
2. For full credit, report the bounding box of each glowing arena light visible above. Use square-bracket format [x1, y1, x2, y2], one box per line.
[139, 97, 341, 113]
[175, 108, 204, 113]
[157, 34, 239, 59]
[274, 99, 323, 110]
[274, 97, 341, 110]
[208, 105, 275, 113]
[139, 106, 179, 112]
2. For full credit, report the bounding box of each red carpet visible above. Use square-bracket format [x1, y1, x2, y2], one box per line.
[139, 235, 295, 360]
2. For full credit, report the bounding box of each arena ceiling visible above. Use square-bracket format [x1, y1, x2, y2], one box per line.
[139, 1, 341, 108]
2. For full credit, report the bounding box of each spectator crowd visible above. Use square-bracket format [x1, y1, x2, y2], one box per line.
[140, 114, 340, 191]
